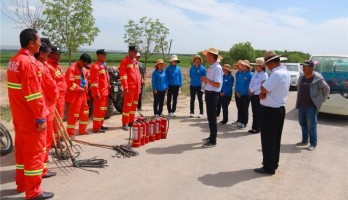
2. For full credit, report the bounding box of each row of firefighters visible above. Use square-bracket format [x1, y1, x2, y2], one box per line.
[7, 29, 166, 199]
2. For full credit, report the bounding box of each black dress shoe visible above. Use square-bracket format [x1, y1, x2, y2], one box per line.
[101, 126, 109, 130]
[248, 129, 260, 134]
[254, 167, 275, 175]
[30, 191, 54, 199]
[42, 171, 56, 179]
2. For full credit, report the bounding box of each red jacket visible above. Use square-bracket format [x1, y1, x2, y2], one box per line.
[119, 55, 141, 91]
[65, 62, 88, 103]
[47, 58, 67, 97]
[7, 48, 49, 121]
[90, 61, 110, 98]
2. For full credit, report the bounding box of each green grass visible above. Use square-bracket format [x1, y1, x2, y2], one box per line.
[0, 105, 12, 122]
[0, 50, 195, 68]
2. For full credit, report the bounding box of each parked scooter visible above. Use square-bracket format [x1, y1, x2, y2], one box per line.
[0, 122, 13, 156]
[105, 66, 123, 119]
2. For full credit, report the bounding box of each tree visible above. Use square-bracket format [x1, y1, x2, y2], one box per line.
[41, 0, 100, 64]
[1, 0, 44, 29]
[124, 17, 170, 67]
[229, 42, 255, 63]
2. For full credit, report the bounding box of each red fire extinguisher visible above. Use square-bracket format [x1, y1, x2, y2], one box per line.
[144, 119, 150, 144]
[155, 117, 161, 140]
[160, 117, 169, 139]
[131, 122, 142, 148]
[140, 121, 145, 146]
[149, 118, 155, 142]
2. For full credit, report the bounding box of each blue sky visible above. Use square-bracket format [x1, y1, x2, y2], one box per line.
[1, 0, 347, 55]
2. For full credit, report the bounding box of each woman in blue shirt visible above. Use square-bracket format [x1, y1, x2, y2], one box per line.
[189, 55, 206, 118]
[233, 60, 253, 129]
[248, 58, 268, 133]
[152, 59, 167, 117]
[216, 64, 234, 124]
[166, 55, 183, 117]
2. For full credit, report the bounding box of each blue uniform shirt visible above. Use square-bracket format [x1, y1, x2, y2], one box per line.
[166, 65, 183, 86]
[152, 69, 167, 92]
[189, 65, 206, 87]
[235, 70, 253, 96]
[221, 73, 234, 97]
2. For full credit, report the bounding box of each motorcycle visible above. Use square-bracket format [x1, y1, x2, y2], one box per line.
[0, 122, 13, 156]
[105, 66, 123, 119]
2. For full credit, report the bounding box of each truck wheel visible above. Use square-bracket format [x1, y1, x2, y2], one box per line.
[0, 123, 13, 156]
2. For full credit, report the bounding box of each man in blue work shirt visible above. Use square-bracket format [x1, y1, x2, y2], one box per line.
[166, 55, 183, 117]
[189, 55, 206, 118]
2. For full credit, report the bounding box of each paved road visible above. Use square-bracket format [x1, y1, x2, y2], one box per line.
[1, 91, 347, 200]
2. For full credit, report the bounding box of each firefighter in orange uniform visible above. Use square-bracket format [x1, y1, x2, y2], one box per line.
[90, 49, 110, 133]
[65, 53, 91, 136]
[47, 46, 67, 119]
[34, 41, 59, 180]
[119, 46, 141, 130]
[7, 28, 54, 199]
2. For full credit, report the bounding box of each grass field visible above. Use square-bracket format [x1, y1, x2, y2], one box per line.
[0, 50, 196, 68]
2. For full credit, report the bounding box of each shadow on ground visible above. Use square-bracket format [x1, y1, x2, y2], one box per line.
[0, 152, 16, 167]
[146, 142, 203, 154]
[0, 188, 25, 200]
[198, 169, 263, 188]
[256, 144, 304, 154]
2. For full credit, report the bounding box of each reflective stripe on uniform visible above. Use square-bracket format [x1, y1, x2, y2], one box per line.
[99, 70, 106, 74]
[127, 103, 132, 107]
[16, 164, 24, 170]
[122, 113, 130, 117]
[24, 92, 42, 101]
[74, 114, 79, 117]
[120, 75, 128, 80]
[44, 163, 48, 168]
[79, 121, 88, 125]
[55, 70, 62, 76]
[67, 124, 75, 129]
[83, 110, 89, 114]
[130, 111, 136, 115]
[74, 75, 81, 79]
[43, 147, 47, 153]
[24, 169, 43, 176]
[38, 71, 42, 77]
[133, 101, 138, 105]
[7, 82, 22, 89]
[91, 83, 98, 87]
[100, 107, 107, 111]
[127, 64, 134, 68]
[70, 83, 77, 90]
[93, 117, 104, 121]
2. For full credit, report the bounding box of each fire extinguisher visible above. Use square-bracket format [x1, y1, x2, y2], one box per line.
[155, 117, 161, 140]
[131, 122, 141, 148]
[149, 118, 155, 142]
[144, 119, 150, 144]
[140, 121, 145, 146]
[160, 117, 169, 139]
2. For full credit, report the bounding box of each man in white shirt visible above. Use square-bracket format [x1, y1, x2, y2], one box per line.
[200, 48, 223, 148]
[255, 51, 291, 175]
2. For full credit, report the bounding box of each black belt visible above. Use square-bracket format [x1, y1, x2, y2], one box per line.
[205, 90, 219, 94]
[261, 105, 285, 109]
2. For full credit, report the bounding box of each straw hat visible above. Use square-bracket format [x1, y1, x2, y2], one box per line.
[192, 55, 203, 63]
[233, 60, 243, 68]
[136, 52, 141, 57]
[170, 55, 180, 63]
[263, 50, 283, 64]
[251, 57, 265, 66]
[202, 47, 223, 60]
[241, 60, 252, 69]
[154, 59, 165, 68]
[222, 64, 232, 72]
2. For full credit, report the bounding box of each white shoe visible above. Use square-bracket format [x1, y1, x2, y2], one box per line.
[171, 113, 176, 117]
[231, 121, 239, 125]
[155, 114, 159, 118]
[216, 116, 220, 120]
[168, 112, 172, 117]
[198, 114, 203, 118]
[189, 113, 194, 118]
[237, 124, 246, 129]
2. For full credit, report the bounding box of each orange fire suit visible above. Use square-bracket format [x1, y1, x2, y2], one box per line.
[40, 61, 58, 177]
[47, 58, 67, 118]
[65, 63, 89, 136]
[90, 61, 110, 131]
[7, 48, 49, 199]
[119, 55, 141, 125]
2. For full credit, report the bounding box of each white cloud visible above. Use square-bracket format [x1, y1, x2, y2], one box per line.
[1, 0, 347, 55]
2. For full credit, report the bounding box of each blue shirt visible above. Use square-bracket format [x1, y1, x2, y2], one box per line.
[152, 69, 167, 92]
[249, 71, 268, 95]
[189, 65, 206, 87]
[165, 65, 183, 86]
[261, 65, 291, 108]
[221, 73, 234, 97]
[235, 70, 253, 96]
[205, 61, 223, 92]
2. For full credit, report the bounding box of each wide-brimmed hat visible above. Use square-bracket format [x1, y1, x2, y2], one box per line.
[234, 60, 243, 68]
[154, 59, 165, 68]
[169, 55, 180, 63]
[202, 47, 223, 60]
[263, 50, 283, 64]
[241, 60, 252, 69]
[251, 57, 265, 67]
[222, 64, 232, 72]
[192, 55, 203, 63]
